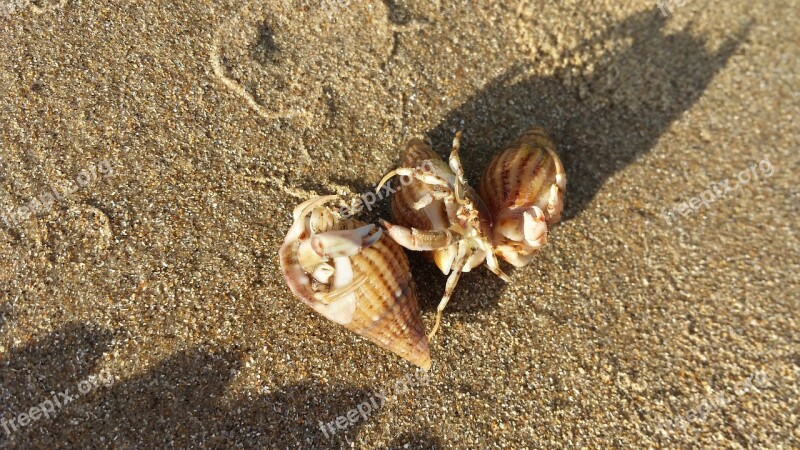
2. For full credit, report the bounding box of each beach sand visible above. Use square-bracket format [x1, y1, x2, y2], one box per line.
[0, 0, 797, 448]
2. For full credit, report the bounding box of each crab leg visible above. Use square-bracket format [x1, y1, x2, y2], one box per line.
[546, 175, 566, 223]
[317, 271, 368, 305]
[461, 249, 487, 272]
[428, 248, 468, 339]
[484, 249, 511, 282]
[447, 131, 470, 205]
[380, 220, 460, 251]
[292, 194, 339, 222]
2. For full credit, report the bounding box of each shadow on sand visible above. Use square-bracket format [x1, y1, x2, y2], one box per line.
[1, 322, 377, 448]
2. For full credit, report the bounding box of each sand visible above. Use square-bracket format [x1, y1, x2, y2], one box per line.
[0, 0, 797, 448]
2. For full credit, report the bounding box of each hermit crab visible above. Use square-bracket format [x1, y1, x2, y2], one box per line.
[377, 133, 510, 338]
[479, 126, 566, 267]
[279, 195, 431, 369]
[378, 127, 566, 336]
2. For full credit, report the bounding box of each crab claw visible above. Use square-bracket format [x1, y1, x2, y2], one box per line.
[311, 263, 335, 283]
[522, 206, 548, 249]
[380, 220, 459, 251]
[310, 224, 381, 258]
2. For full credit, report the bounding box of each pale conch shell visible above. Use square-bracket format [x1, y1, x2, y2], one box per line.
[279, 195, 431, 369]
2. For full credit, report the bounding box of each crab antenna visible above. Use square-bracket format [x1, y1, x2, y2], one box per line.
[377, 169, 400, 192]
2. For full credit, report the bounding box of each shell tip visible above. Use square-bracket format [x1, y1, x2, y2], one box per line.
[415, 355, 432, 371]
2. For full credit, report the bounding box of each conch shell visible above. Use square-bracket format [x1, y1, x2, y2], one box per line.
[279, 195, 431, 369]
[479, 126, 566, 267]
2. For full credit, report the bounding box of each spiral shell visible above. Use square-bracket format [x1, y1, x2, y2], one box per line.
[279, 195, 431, 369]
[390, 139, 445, 237]
[478, 126, 566, 267]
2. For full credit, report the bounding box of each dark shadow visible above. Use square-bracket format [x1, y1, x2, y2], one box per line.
[429, 8, 748, 221]
[251, 19, 280, 66]
[0, 302, 12, 332]
[0, 322, 115, 448]
[382, 0, 431, 26]
[223, 378, 375, 448]
[383, 428, 444, 449]
[5, 338, 376, 448]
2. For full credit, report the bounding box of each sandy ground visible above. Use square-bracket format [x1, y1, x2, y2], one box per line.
[0, 0, 798, 448]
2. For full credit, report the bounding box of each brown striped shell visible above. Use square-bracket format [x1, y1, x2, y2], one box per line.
[479, 126, 566, 267]
[390, 139, 446, 239]
[279, 195, 431, 369]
